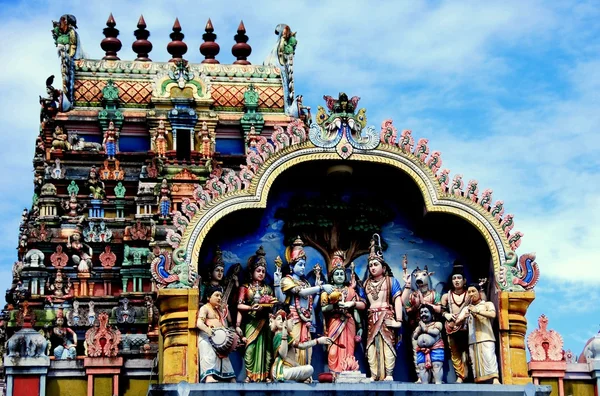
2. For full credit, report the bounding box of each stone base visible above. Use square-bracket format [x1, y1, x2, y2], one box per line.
[335, 371, 372, 384]
[149, 382, 552, 395]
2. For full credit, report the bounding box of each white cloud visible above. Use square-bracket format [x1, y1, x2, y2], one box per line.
[221, 250, 241, 264]
[0, 0, 598, 314]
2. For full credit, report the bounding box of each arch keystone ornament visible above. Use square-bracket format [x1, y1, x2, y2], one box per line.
[156, 94, 541, 386]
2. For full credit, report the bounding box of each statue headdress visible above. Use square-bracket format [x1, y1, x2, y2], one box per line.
[285, 236, 306, 265]
[368, 233, 385, 263]
[209, 245, 224, 271]
[330, 250, 346, 270]
[366, 233, 393, 278]
[247, 245, 267, 273]
[450, 260, 465, 277]
[204, 284, 224, 304]
[269, 303, 289, 326]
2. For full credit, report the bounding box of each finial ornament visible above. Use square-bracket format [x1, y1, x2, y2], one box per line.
[167, 18, 187, 62]
[132, 15, 152, 61]
[101, 13, 122, 60]
[200, 18, 220, 64]
[232, 20, 251, 65]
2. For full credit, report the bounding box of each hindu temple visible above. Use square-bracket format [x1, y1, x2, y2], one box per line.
[2, 12, 599, 396]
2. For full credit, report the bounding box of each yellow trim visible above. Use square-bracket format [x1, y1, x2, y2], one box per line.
[181, 141, 511, 276]
[153, 74, 209, 100]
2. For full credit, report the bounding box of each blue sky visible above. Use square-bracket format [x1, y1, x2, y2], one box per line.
[0, 0, 598, 358]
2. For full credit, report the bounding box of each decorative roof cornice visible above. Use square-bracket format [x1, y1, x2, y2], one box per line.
[74, 59, 282, 80]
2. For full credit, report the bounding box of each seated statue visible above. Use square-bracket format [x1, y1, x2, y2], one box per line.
[413, 305, 444, 384]
[51, 125, 71, 151]
[53, 312, 77, 359]
[270, 304, 332, 382]
[196, 285, 236, 383]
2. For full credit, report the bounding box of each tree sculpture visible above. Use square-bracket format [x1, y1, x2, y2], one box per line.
[275, 193, 393, 271]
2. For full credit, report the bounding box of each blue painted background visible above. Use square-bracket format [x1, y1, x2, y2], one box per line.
[197, 172, 489, 382]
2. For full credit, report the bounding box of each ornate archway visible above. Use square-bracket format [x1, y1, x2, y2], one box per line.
[157, 99, 539, 385]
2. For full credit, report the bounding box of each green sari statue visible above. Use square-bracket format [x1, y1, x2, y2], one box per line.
[236, 246, 276, 382]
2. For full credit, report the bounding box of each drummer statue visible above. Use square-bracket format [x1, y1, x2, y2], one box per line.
[196, 285, 237, 383]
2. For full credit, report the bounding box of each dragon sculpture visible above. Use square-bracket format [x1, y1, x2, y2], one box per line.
[496, 251, 540, 292]
[150, 246, 198, 289]
[265, 24, 298, 117]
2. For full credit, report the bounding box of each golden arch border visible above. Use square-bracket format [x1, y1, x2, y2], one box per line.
[181, 143, 510, 276]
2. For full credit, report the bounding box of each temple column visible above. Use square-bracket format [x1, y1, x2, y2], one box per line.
[157, 288, 199, 383]
[498, 291, 535, 385]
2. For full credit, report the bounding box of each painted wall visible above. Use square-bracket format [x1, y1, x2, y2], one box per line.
[123, 378, 158, 396]
[13, 376, 40, 396]
[564, 379, 595, 396]
[47, 378, 87, 396]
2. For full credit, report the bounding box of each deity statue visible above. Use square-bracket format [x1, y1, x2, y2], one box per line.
[199, 121, 212, 159]
[49, 269, 72, 299]
[158, 179, 171, 219]
[62, 193, 86, 218]
[35, 135, 46, 160]
[53, 310, 77, 359]
[196, 285, 236, 383]
[466, 283, 500, 384]
[40, 75, 60, 123]
[275, 236, 333, 366]
[401, 258, 442, 380]
[51, 125, 71, 151]
[363, 234, 402, 381]
[51, 14, 79, 102]
[102, 121, 118, 160]
[153, 120, 169, 158]
[87, 166, 106, 200]
[440, 262, 470, 383]
[236, 246, 276, 382]
[413, 305, 444, 384]
[67, 231, 93, 273]
[270, 304, 332, 383]
[200, 246, 240, 311]
[320, 251, 366, 375]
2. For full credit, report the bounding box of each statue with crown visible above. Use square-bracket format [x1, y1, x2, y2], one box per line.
[274, 236, 334, 367]
[320, 250, 366, 377]
[363, 233, 403, 381]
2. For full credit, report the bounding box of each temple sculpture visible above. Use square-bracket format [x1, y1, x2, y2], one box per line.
[0, 11, 561, 396]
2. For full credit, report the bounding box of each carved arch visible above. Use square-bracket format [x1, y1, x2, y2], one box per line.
[180, 142, 509, 278]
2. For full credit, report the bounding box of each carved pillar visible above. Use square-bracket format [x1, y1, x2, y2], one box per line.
[157, 288, 199, 383]
[84, 357, 122, 396]
[499, 291, 535, 385]
[72, 281, 80, 297]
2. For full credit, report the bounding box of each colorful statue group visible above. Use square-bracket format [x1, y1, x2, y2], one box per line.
[195, 235, 500, 384]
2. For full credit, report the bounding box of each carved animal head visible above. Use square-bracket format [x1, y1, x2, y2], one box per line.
[412, 266, 434, 290]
